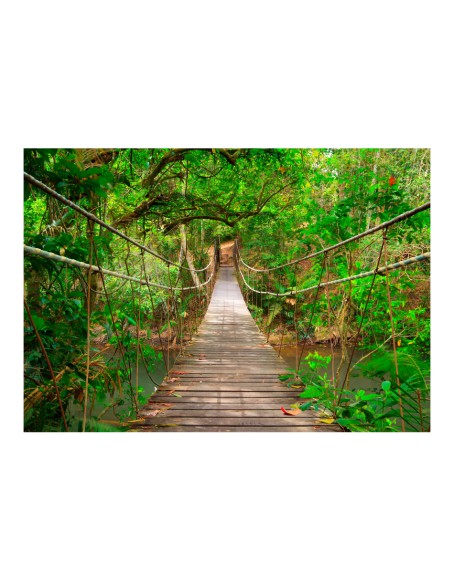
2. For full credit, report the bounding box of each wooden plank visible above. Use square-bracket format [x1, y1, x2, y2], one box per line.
[158, 389, 292, 394]
[151, 391, 298, 406]
[142, 403, 302, 410]
[152, 391, 300, 399]
[134, 426, 341, 432]
[161, 379, 289, 384]
[138, 417, 341, 428]
[139, 409, 320, 418]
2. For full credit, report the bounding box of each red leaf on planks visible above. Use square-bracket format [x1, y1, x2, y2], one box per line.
[143, 409, 160, 417]
[281, 406, 302, 416]
[172, 371, 188, 375]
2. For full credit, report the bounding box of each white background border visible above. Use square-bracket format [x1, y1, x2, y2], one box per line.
[1, 2, 452, 581]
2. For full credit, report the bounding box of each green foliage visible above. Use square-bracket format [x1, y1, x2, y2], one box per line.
[280, 350, 429, 432]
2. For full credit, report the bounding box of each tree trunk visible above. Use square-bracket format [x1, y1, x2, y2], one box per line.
[180, 224, 202, 288]
[26, 269, 42, 312]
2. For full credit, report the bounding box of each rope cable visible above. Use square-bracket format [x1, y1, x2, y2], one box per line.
[24, 172, 213, 273]
[238, 202, 430, 273]
[139, 251, 170, 374]
[236, 252, 430, 296]
[336, 235, 387, 407]
[296, 253, 327, 375]
[24, 245, 214, 291]
[92, 243, 135, 393]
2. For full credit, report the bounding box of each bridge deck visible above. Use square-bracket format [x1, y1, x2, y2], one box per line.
[136, 266, 341, 432]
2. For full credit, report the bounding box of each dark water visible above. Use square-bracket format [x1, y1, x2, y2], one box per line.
[277, 344, 380, 391]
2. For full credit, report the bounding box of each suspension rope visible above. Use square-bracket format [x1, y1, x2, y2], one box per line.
[236, 252, 430, 296]
[238, 201, 430, 273]
[382, 233, 406, 431]
[92, 243, 136, 394]
[124, 250, 141, 415]
[336, 235, 388, 407]
[140, 251, 170, 374]
[24, 300, 69, 432]
[82, 229, 94, 432]
[24, 172, 212, 273]
[296, 253, 327, 375]
[24, 245, 214, 291]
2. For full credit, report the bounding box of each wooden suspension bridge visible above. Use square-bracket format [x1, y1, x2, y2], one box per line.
[135, 260, 342, 432]
[23, 173, 431, 432]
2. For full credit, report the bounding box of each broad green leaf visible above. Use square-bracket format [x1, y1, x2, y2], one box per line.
[299, 385, 322, 399]
[31, 314, 46, 330]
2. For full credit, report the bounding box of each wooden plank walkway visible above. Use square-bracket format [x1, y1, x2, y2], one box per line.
[135, 266, 342, 432]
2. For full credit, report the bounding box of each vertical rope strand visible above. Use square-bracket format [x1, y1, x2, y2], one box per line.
[324, 254, 336, 399]
[93, 244, 134, 397]
[24, 300, 69, 432]
[292, 264, 299, 372]
[135, 257, 144, 413]
[82, 228, 93, 432]
[382, 231, 406, 432]
[140, 253, 169, 374]
[336, 237, 387, 408]
[296, 253, 327, 376]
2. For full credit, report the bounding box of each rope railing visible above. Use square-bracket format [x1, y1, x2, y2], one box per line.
[24, 172, 212, 273]
[236, 250, 430, 296]
[24, 244, 215, 291]
[238, 201, 430, 273]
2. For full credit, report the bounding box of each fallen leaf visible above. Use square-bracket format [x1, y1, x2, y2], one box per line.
[167, 390, 176, 396]
[173, 371, 188, 375]
[281, 406, 302, 416]
[319, 418, 335, 424]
